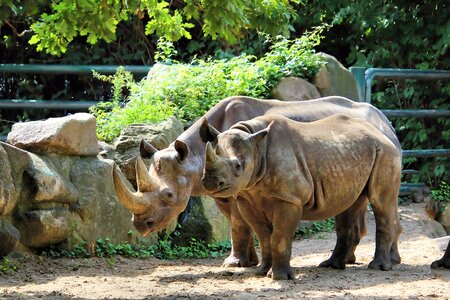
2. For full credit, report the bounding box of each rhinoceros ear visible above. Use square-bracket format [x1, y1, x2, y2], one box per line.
[174, 140, 189, 162]
[248, 121, 272, 144]
[140, 139, 158, 159]
[199, 117, 220, 143]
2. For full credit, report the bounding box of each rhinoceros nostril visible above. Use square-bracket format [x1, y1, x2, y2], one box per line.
[146, 221, 154, 228]
[218, 180, 225, 189]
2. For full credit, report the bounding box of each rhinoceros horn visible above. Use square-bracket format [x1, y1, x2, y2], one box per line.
[205, 142, 218, 164]
[135, 155, 158, 192]
[112, 162, 150, 214]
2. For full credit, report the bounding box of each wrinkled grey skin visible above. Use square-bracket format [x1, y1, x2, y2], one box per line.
[113, 96, 400, 268]
[201, 114, 402, 280]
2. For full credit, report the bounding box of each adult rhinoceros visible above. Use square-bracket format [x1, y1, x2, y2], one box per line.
[113, 96, 401, 268]
[200, 114, 402, 280]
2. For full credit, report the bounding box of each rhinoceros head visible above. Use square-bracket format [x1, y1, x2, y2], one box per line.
[200, 119, 270, 198]
[113, 140, 196, 236]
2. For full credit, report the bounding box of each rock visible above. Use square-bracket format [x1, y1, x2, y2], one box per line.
[171, 196, 230, 245]
[114, 117, 184, 184]
[272, 77, 321, 101]
[0, 142, 29, 216]
[421, 218, 448, 238]
[7, 113, 99, 156]
[0, 220, 20, 256]
[26, 153, 79, 204]
[98, 141, 116, 160]
[312, 53, 360, 101]
[17, 207, 72, 248]
[69, 158, 158, 244]
[438, 205, 450, 234]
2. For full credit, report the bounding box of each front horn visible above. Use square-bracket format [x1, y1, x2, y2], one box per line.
[135, 156, 158, 192]
[112, 164, 149, 214]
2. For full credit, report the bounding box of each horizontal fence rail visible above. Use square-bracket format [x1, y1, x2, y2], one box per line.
[381, 109, 450, 118]
[0, 99, 98, 110]
[0, 64, 152, 141]
[0, 64, 150, 75]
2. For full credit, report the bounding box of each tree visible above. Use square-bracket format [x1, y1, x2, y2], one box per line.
[23, 0, 299, 56]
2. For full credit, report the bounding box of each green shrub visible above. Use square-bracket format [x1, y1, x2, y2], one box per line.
[91, 28, 325, 142]
[431, 181, 450, 213]
[39, 236, 231, 260]
[0, 257, 18, 273]
[295, 219, 335, 239]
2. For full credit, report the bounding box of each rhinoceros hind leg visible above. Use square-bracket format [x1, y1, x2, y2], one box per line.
[320, 194, 369, 269]
[367, 148, 402, 271]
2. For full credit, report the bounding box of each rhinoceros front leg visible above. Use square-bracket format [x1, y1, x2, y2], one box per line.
[268, 201, 303, 280]
[319, 193, 368, 269]
[431, 240, 450, 269]
[235, 196, 272, 276]
[213, 197, 258, 267]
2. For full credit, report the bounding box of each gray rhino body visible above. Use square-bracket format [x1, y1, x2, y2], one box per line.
[201, 114, 402, 280]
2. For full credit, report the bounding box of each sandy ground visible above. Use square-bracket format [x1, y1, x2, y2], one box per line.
[0, 201, 449, 300]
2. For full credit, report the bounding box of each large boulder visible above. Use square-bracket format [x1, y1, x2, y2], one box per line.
[7, 113, 99, 156]
[438, 205, 450, 234]
[17, 208, 72, 248]
[272, 77, 321, 101]
[114, 117, 184, 185]
[312, 53, 360, 101]
[0, 142, 29, 216]
[0, 220, 20, 257]
[172, 196, 230, 245]
[69, 158, 155, 244]
[26, 153, 79, 204]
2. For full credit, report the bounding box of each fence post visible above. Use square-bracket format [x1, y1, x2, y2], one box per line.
[349, 67, 366, 102]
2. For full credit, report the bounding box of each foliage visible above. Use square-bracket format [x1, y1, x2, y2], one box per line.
[22, 0, 300, 56]
[0, 257, 18, 274]
[431, 182, 450, 213]
[39, 236, 231, 260]
[91, 31, 324, 141]
[295, 219, 335, 239]
[294, 0, 449, 187]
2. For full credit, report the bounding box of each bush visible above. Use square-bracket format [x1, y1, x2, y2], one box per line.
[91, 28, 326, 142]
[39, 236, 231, 260]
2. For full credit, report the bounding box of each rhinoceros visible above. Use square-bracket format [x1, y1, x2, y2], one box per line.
[200, 114, 402, 280]
[112, 95, 400, 268]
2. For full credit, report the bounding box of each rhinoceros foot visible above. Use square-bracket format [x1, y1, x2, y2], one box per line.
[222, 244, 259, 268]
[430, 243, 450, 269]
[368, 258, 393, 271]
[222, 253, 258, 268]
[319, 257, 346, 269]
[431, 258, 450, 269]
[267, 266, 295, 280]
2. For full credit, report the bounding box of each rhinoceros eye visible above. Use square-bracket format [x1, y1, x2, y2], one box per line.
[162, 188, 176, 204]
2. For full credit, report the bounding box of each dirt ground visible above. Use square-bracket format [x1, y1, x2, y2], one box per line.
[1, 201, 449, 300]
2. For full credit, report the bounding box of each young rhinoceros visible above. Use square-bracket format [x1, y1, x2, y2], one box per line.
[200, 114, 402, 280]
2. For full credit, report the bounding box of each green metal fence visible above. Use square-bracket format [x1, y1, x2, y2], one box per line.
[350, 67, 450, 200]
[0, 64, 151, 140]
